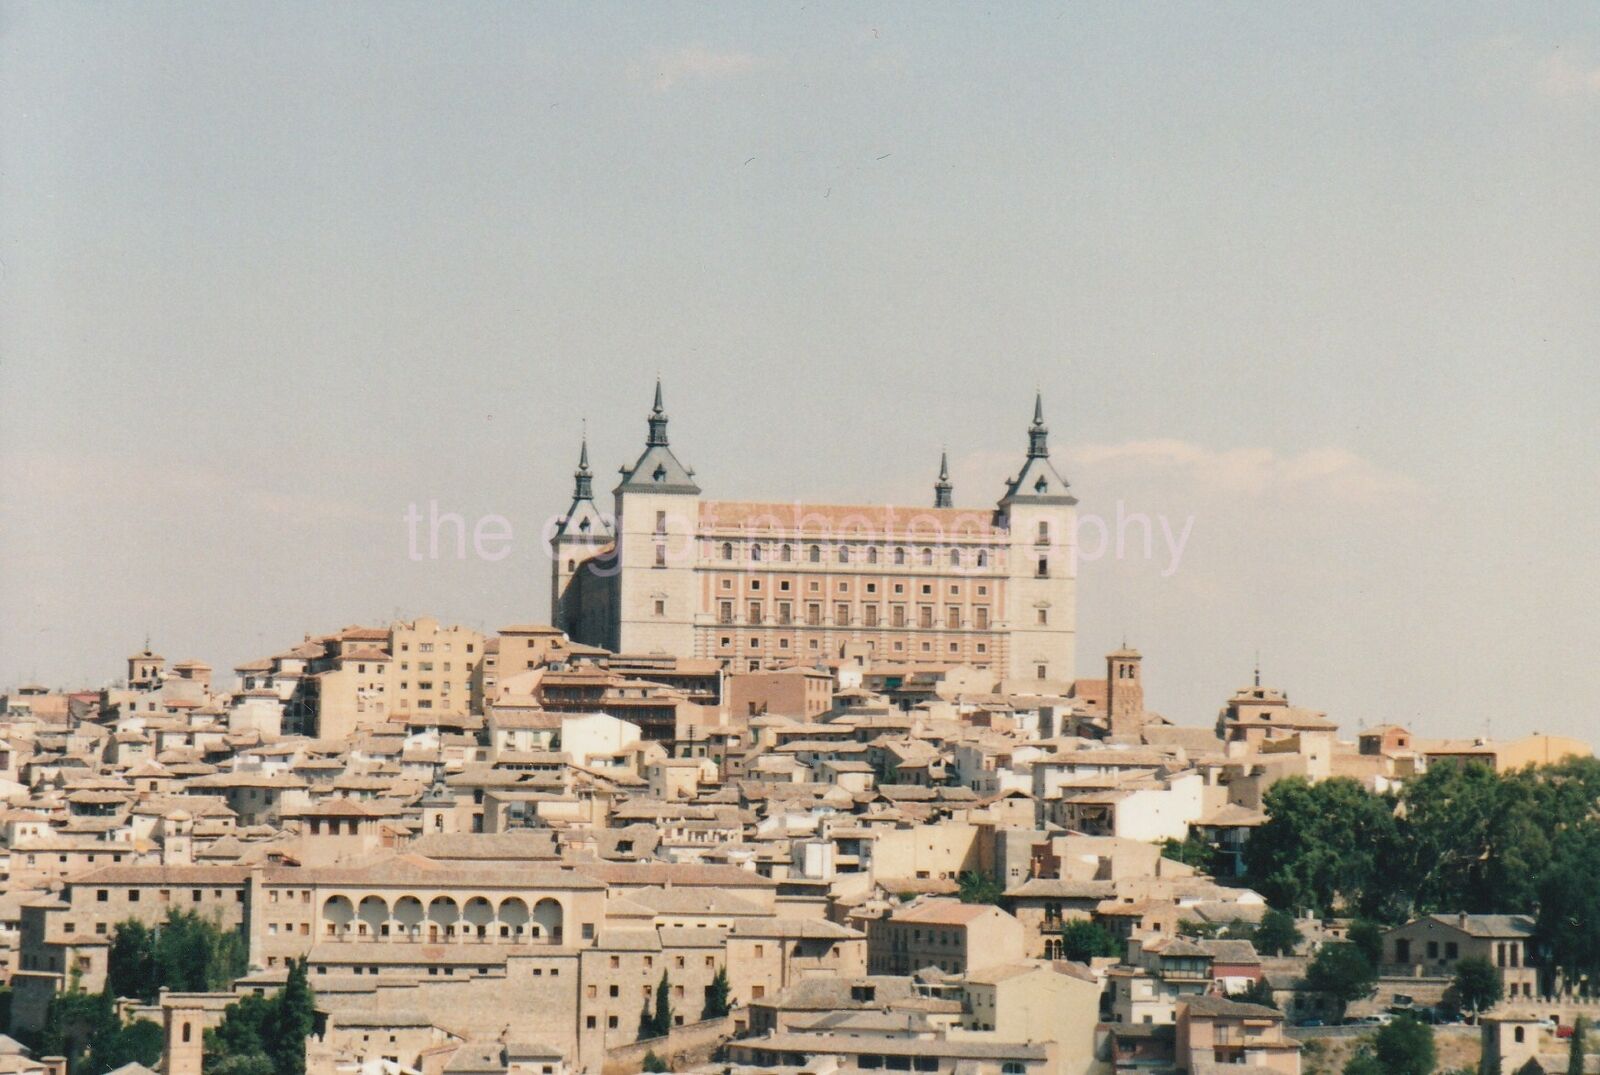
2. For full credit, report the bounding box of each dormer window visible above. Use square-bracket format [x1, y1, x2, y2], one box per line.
[653, 464, 667, 482]
[1034, 476, 1048, 494]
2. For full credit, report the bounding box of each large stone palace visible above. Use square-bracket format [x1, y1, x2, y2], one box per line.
[550, 383, 1080, 685]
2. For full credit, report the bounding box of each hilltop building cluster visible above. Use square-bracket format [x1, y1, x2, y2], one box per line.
[0, 388, 1593, 1075]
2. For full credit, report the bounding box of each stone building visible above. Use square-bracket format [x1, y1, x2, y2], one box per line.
[551, 383, 1080, 684]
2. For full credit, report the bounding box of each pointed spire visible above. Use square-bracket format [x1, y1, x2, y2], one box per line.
[1253, 651, 1261, 688]
[646, 378, 670, 447]
[573, 428, 594, 501]
[934, 449, 953, 508]
[1027, 392, 1049, 459]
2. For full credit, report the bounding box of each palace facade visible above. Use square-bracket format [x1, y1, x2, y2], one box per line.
[550, 384, 1079, 685]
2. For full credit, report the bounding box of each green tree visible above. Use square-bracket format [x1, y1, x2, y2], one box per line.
[1305, 943, 1377, 1022]
[1229, 977, 1277, 1009]
[1343, 1051, 1384, 1075]
[637, 1003, 655, 1042]
[1567, 1016, 1587, 1075]
[652, 971, 674, 1037]
[1161, 833, 1218, 873]
[956, 872, 1004, 905]
[90, 1018, 165, 1073]
[1245, 778, 1401, 917]
[1450, 957, 1502, 1020]
[1252, 910, 1303, 956]
[268, 958, 315, 1075]
[703, 967, 731, 1019]
[107, 921, 157, 1003]
[40, 979, 117, 1075]
[1374, 1014, 1436, 1075]
[1535, 822, 1600, 987]
[641, 1051, 668, 1074]
[1347, 919, 1384, 968]
[203, 961, 316, 1075]
[1056, 920, 1120, 962]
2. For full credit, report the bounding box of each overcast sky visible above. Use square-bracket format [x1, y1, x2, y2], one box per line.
[3, 3, 1597, 740]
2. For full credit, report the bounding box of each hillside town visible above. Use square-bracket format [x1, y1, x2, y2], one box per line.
[0, 388, 1596, 1075]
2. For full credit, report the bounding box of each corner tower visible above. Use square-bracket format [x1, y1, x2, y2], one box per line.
[611, 379, 701, 654]
[550, 432, 615, 644]
[995, 392, 1077, 686]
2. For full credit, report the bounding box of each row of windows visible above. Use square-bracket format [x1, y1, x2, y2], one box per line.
[716, 542, 1004, 568]
[717, 601, 1005, 629]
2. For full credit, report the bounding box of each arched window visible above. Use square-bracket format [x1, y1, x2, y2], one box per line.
[808, 545, 821, 563]
[183, 1023, 192, 1044]
[721, 542, 734, 561]
[751, 544, 763, 562]
[976, 550, 988, 568]
[867, 547, 879, 564]
[838, 546, 850, 564]
[949, 548, 961, 567]
[894, 547, 906, 565]
[780, 544, 793, 562]
[921, 547, 933, 567]
[1514, 1027, 1525, 1044]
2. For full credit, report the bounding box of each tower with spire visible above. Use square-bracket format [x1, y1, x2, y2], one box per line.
[933, 451, 953, 508]
[995, 392, 1079, 686]
[550, 428, 615, 640]
[608, 379, 701, 654]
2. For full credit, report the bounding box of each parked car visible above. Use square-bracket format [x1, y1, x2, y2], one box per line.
[1296, 1018, 1325, 1028]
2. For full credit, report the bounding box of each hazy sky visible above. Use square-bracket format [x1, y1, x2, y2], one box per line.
[3, 3, 1597, 740]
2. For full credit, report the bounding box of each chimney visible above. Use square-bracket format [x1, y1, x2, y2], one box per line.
[1459, 911, 1469, 928]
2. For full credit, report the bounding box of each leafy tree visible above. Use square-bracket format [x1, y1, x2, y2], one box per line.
[1252, 910, 1303, 956]
[90, 1018, 165, 1073]
[1450, 957, 1502, 1020]
[1304, 943, 1377, 1022]
[107, 921, 157, 1002]
[1178, 919, 1219, 939]
[1229, 977, 1277, 1009]
[268, 958, 315, 1075]
[637, 1003, 655, 1042]
[1161, 833, 1218, 873]
[1245, 778, 1401, 917]
[652, 971, 673, 1038]
[1535, 822, 1600, 987]
[1056, 920, 1120, 962]
[0, 986, 12, 1036]
[956, 872, 1004, 905]
[40, 978, 117, 1074]
[1343, 1051, 1384, 1075]
[1568, 1016, 1587, 1075]
[1400, 761, 1552, 916]
[203, 960, 316, 1075]
[641, 1051, 668, 1073]
[703, 967, 731, 1019]
[1374, 1014, 1436, 1075]
[1347, 919, 1384, 968]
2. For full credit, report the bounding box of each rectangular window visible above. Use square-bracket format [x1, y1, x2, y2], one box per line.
[719, 601, 734, 625]
[748, 601, 763, 625]
[892, 605, 906, 627]
[654, 544, 666, 567]
[919, 606, 933, 629]
[864, 606, 879, 627]
[807, 603, 821, 626]
[653, 599, 665, 617]
[946, 606, 960, 628]
[1036, 608, 1048, 625]
[777, 601, 792, 625]
[835, 603, 850, 626]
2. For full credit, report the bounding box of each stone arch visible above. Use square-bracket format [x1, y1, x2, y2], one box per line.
[532, 897, 563, 942]
[498, 897, 530, 939]
[463, 896, 495, 938]
[357, 895, 388, 936]
[393, 896, 424, 937]
[427, 896, 459, 939]
[323, 895, 355, 937]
